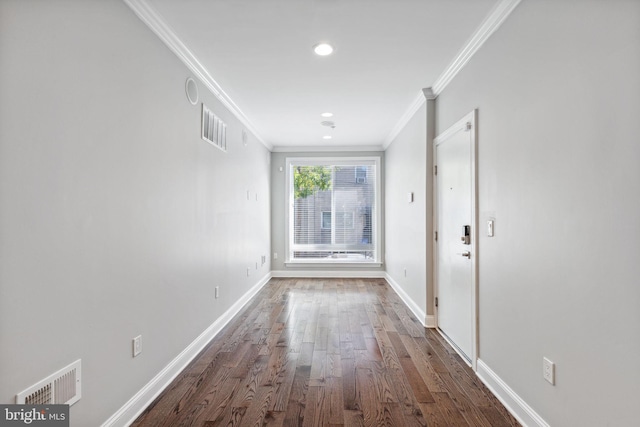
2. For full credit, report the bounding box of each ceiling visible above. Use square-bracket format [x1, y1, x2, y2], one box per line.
[144, 0, 501, 150]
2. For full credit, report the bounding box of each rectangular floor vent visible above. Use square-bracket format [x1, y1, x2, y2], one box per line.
[16, 359, 82, 406]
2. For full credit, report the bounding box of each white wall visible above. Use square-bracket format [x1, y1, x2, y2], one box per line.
[270, 151, 385, 275]
[436, 0, 640, 425]
[384, 101, 434, 323]
[0, 1, 270, 425]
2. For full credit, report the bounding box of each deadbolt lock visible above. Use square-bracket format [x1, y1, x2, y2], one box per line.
[461, 225, 471, 245]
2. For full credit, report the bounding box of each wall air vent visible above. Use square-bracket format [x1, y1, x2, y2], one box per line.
[202, 104, 227, 152]
[16, 359, 82, 406]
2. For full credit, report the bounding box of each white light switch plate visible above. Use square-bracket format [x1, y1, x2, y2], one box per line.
[133, 335, 142, 357]
[543, 357, 555, 385]
[487, 220, 494, 237]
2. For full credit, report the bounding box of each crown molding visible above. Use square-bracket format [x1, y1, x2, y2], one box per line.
[271, 144, 384, 153]
[432, 0, 522, 95]
[123, 0, 273, 151]
[125, 0, 521, 153]
[384, 0, 520, 149]
[382, 90, 427, 149]
[422, 87, 436, 100]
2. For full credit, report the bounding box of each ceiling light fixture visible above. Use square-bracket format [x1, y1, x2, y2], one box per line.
[313, 43, 334, 56]
[323, 135, 332, 140]
[321, 112, 333, 118]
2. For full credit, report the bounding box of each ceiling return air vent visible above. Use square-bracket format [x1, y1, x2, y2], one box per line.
[16, 359, 82, 406]
[202, 104, 227, 152]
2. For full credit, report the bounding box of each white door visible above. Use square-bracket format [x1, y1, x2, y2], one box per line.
[434, 111, 477, 364]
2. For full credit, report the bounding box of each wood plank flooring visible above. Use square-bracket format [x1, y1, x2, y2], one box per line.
[132, 278, 519, 426]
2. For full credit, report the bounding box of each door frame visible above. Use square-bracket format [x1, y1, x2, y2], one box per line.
[433, 109, 479, 370]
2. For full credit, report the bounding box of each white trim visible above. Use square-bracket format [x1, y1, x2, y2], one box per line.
[122, 0, 272, 151]
[422, 87, 436, 100]
[425, 315, 436, 328]
[382, 90, 426, 150]
[285, 157, 382, 265]
[271, 145, 384, 153]
[125, 0, 520, 154]
[432, 0, 522, 95]
[101, 273, 272, 427]
[384, 273, 428, 328]
[433, 110, 479, 371]
[384, 0, 520, 152]
[477, 359, 551, 427]
[271, 270, 385, 278]
[433, 113, 471, 143]
[284, 262, 383, 268]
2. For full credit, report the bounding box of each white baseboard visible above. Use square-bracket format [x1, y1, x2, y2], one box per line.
[271, 270, 385, 278]
[425, 315, 436, 328]
[476, 359, 550, 427]
[384, 273, 429, 328]
[101, 272, 272, 427]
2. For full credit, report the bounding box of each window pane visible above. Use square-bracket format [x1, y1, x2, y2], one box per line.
[321, 211, 331, 229]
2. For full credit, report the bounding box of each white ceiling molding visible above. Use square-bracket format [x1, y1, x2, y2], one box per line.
[271, 145, 384, 153]
[382, 90, 428, 150]
[432, 0, 522, 95]
[123, 0, 273, 151]
[422, 87, 436, 100]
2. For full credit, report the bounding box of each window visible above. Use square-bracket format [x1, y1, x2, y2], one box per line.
[286, 157, 380, 264]
[321, 211, 331, 229]
[321, 211, 355, 230]
[355, 166, 367, 184]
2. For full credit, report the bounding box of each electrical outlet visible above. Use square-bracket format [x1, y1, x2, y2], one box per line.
[215, 286, 219, 299]
[543, 357, 555, 384]
[274, 252, 278, 260]
[132, 335, 142, 357]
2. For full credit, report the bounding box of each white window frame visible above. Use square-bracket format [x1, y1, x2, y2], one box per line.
[285, 156, 382, 266]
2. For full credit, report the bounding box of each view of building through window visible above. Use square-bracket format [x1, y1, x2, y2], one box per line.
[288, 159, 378, 262]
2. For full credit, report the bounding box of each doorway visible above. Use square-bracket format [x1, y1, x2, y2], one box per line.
[433, 110, 478, 368]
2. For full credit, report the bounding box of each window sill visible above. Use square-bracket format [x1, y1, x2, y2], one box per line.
[284, 261, 383, 268]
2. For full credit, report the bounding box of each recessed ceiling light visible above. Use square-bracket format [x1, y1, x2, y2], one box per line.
[323, 135, 332, 140]
[313, 43, 334, 56]
[321, 112, 333, 118]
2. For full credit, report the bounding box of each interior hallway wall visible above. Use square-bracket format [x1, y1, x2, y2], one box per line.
[0, 1, 271, 425]
[436, 0, 640, 425]
[384, 100, 435, 323]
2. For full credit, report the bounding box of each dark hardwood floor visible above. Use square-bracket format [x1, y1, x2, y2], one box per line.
[132, 278, 519, 426]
